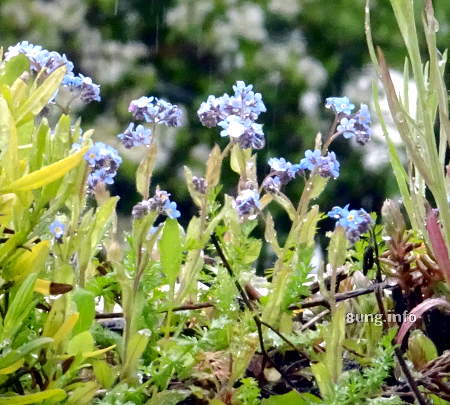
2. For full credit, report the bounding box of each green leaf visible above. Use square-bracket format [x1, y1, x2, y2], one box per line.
[264, 213, 281, 256]
[92, 360, 116, 389]
[2, 273, 38, 340]
[328, 226, 347, 269]
[205, 144, 222, 188]
[0, 337, 53, 370]
[72, 289, 96, 335]
[0, 146, 88, 193]
[159, 218, 182, 286]
[89, 196, 119, 252]
[311, 361, 334, 399]
[15, 66, 66, 123]
[136, 141, 157, 198]
[0, 389, 66, 404]
[0, 54, 30, 86]
[68, 331, 95, 356]
[297, 205, 322, 248]
[324, 303, 345, 383]
[121, 329, 150, 381]
[147, 390, 191, 405]
[7, 240, 50, 281]
[272, 193, 297, 221]
[0, 96, 18, 182]
[65, 381, 98, 405]
[262, 391, 321, 405]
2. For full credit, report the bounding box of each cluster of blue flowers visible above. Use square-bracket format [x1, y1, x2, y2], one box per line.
[263, 157, 302, 192]
[300, 149, 340, 179]
[197, 81, 267, 150]
[84, 142, 122, 190]
[263, 150, 341, 193]
[62, 73, 101, 103]
[49, 219, 66, 241]
[129, 96, 183, 127]
[118, 123, 152, 149]
[234, 188, 261, 219]
[132, 188, 181, 220]
[325, 97, 372, 145]
[328, 204, 373, 243]
[5, 41, 101, 104]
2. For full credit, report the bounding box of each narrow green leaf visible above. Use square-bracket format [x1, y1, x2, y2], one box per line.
[0, 146, 88, 193]
[328, 226, 347, 269]
[2, 273, 38, 340]
[0, 389, 66, 404]
[72, 289, 96, 335]
[159, 218, 182, 286]
[262, 390, 321, 404]
[136, 141, 157, 198]
[0, 337, 53, 370]
[205, 144, 222, 188]
[15, 66, 66, 123]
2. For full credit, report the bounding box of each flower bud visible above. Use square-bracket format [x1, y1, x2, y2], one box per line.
[381, 199, 405, 242]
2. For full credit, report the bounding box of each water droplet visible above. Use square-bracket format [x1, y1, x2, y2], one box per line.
[395, 112, 405, 123]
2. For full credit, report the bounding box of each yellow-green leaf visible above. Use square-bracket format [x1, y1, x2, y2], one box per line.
[0, 389, 66, 404]
[52, 313, 79, 345]
[0, 359, 24, 375]
[1, 146, 88, 193]
[8, 240, 50, 281]
[15, 66, 66, 123]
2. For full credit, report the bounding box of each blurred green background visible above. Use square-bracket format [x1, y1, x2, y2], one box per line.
[1, 0, 449, 227]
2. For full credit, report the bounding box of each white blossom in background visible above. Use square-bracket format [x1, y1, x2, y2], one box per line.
[1, 0, 148, 87]
[299, 90, 321, 117]
[166, 0, 214, 31]
[227, 3, 267, 42]
[268, 0, 302, 18]
[79, 27, 148, 85]
[297, 57, 328, 88]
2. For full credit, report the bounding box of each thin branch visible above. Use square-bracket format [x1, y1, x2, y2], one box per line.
[289, 282, 396, 310]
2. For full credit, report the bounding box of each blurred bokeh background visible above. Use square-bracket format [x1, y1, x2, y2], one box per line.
[2, 0, 449, 232]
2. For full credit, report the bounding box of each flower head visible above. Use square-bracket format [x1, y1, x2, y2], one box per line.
[84, 142, 121, 190]
[218, 115, 265, 150]
[198, 81, 266, 150]
[337, 117, 356, 139]
[197, 95, 226, 128]
[328, 205, 372, 243]
[129, 96, 183, 127]
[317, 151, 340, 179]
[299, 150, 340, 179]
[5, 41, 74, 77]
[262, 175, 282, 193]
[49, 220, 65, 241]
[268, 157, 302, 183]
[62, 73, 101, 103]
[132, 188, 181, 219]
[234, 189, 261, 219]
[299, 149, 322, 171]
[163, 200, 181, 219]
[325, 96, 355, 115]
[118, 123, 152, 149]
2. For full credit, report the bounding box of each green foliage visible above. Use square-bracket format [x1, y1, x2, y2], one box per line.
[234, 377, 261, 405]
[0, 2, 448, 403]
[332, 329, 399, 404]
